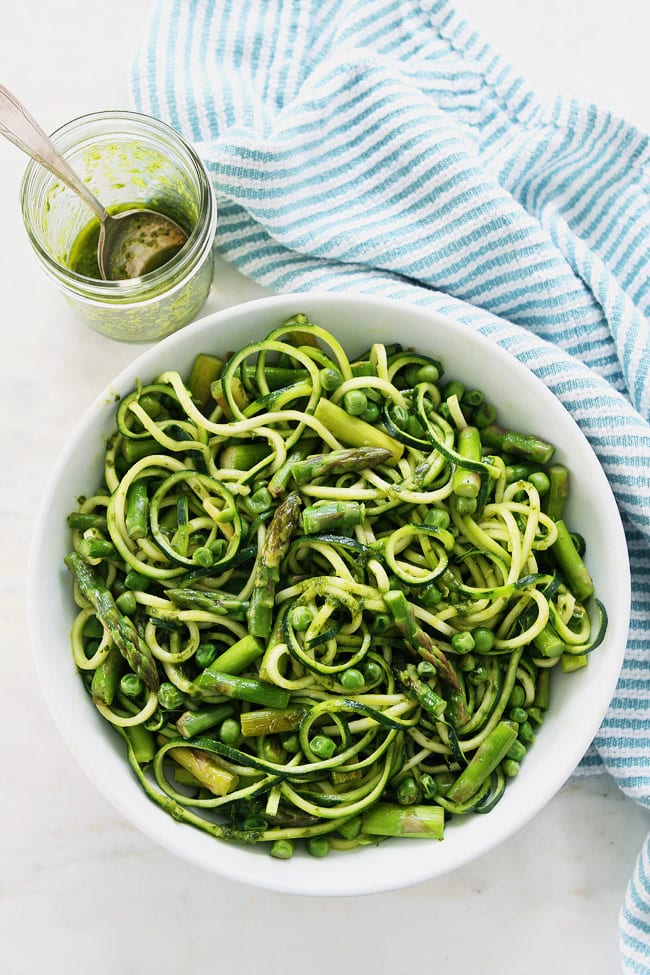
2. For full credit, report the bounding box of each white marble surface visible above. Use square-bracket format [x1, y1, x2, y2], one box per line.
[1, 3, 649, 973]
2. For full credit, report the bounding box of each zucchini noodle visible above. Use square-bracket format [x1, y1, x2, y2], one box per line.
[65, 314, 606, 857]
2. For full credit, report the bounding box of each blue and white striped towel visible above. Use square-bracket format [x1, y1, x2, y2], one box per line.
[132, 1, 650, 968]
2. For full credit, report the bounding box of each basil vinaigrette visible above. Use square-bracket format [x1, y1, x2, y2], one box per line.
[20, 111, 217, 341]
[68, 203, 189, 279]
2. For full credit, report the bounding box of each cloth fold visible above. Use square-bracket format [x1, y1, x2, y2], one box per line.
[132, 2, 650, 969]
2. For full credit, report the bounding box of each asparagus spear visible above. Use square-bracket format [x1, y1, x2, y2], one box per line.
[291, 446, 391, 486]
[545, 463, 569, 521]
[65, 552, 159, 692]
[240, 706, 308, 738]
[267, 437, 320, 498]
[188, 352, 224, 410]
[194, 669, 290, 708]
[361, 803, 444, 839]
[302, 501, 364, 534]
[452, 426, 483, 499]
[176, 703, 235, 739]
[161, 739, 238, 796]
[67, 512, 107, 531]
[209, 633, 264, 675]
[90, 645, 123, 705]
[446, 720, 518, 803]
[246, 492, 302, 639]
[164, 588, 249, 617]
[125, 480, 149, 540]
[551, 520, 595, 602]
[399, 665, 447, 719]
[384, 589, 460, 692]
[480, 423, 555, 465]
[313, 398, 404, 463]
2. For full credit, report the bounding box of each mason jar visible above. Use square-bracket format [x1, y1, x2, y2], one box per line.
[20, 111, 217, 342]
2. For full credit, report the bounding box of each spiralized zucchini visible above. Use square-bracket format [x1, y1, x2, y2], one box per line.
[65, 314, 606, 855]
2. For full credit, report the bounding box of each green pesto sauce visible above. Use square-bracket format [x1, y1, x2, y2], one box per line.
[68, 202, 188, 279]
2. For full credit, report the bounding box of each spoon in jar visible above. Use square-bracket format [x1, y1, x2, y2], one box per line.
[0, 85, 188, 280]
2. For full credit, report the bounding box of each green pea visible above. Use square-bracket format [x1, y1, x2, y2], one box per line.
[320, 367, 343, 392]
[158, 682, 184, 711]
[510, 706, 528, 724]
[340, 668, 365, 691]
[502, 759, 520, 778]
[472, 626, 494, 653]
[309, 735, 337, 759]
[291, 606, 313, 632]
[424, 507, 450, 530]
[362, 661, 383, 685]
[415, 363, 440, 385]
[306, 837, 330, 858]
[396, 776, 418, 805]
[519, 720, 536, 744]
[120, 673, 144, 699]
[416, 660, 436, 678]
[507, 740, 527, 762]
[195, 642, 219, 669]
[219, 718, 241, 745]
[360, 402, 380, 423]
[444, 380, 465, 401]
[193, 546, 214, 567]
[451, 631, 475, 654]
[270, 840, 294, 860]
[343, 390, 368, 416]
[421, 583, 442, 607]
[115, 590, 137, 616]
[529, 471, 550, 496]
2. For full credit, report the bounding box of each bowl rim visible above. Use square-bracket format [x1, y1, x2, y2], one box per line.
[27, 291, 631, 896]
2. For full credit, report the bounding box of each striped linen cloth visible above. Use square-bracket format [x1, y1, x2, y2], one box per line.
[132, 1, 650, 967]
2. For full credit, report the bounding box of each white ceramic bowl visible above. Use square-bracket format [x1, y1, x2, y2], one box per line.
[28, 292, 630, 896]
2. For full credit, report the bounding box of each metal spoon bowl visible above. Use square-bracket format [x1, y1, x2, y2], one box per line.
[0, 85, 188, 281]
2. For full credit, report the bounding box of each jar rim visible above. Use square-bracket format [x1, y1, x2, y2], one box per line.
[20, 110, 217, 303]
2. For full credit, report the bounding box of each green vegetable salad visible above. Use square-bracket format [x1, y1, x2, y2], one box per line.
[65, 315, 606, 857]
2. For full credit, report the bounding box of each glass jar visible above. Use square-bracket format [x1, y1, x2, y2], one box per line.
[21, 111, 217, 342]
